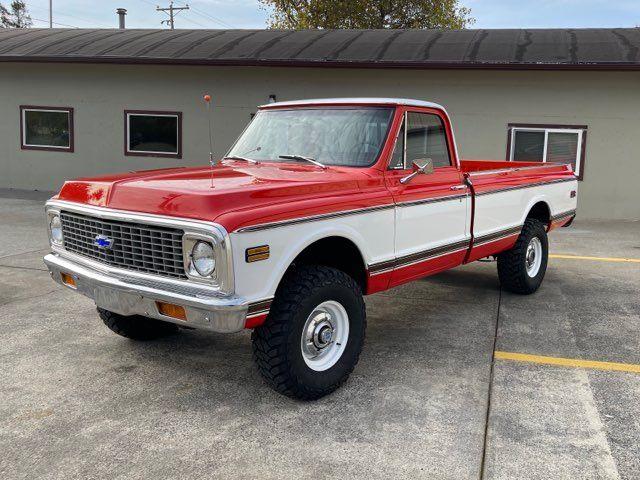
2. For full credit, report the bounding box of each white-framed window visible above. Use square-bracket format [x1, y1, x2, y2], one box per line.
[125, 110, 182, 158]
[20, 106, 74, 152]
[507, 124, 587, 180]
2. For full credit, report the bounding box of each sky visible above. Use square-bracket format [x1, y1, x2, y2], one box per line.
[22, 0, 640, 30]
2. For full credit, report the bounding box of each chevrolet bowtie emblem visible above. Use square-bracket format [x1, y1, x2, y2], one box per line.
[94, 234, 114, 249]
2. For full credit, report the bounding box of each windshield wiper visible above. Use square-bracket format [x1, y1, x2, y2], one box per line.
[279, 154, 326, 169]
[223, 155, 259, 164]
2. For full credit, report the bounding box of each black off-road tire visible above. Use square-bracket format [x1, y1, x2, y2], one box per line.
[251, 265, 366, 401]
[497, 218, 549, 294]
[98, 308, 179, 340]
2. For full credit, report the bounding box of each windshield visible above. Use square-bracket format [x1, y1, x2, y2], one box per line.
[227, 107, 394, 167]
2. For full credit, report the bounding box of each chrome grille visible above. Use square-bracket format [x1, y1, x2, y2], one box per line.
[59, 211, 187, 279]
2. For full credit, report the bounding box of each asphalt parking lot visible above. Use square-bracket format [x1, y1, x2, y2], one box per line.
[1, 191, 638, 480]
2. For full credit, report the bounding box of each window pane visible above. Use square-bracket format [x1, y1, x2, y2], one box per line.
[389, 120, 405, 169]
[405, 113, 450, 168]
[547, 132, 579, 173]
[128, 114, 178, 154]
[513, 131, 544, 161]
[24, 110, 70, 147]
[228, 108, 393, 167]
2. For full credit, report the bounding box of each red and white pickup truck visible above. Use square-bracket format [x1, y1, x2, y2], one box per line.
[44, 98, 577, 400]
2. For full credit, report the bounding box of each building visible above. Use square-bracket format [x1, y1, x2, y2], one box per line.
[1, 28, 639, 220]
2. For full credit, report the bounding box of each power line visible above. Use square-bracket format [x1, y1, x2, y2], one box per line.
[180, 16, 208, 29]
[188, 5, 234, 28]
[137, 0, 235, 29]
[30, 6, 112, 28]
[172, 1, 234, 28]
[31, 17, 78, 28]
[53, 11, 112, 28]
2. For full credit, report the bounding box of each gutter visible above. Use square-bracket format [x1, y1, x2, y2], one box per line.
[1, 56, 640, 71]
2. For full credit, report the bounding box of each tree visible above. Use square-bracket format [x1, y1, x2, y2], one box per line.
[260, 0, 473, 29]
[0, 1, 32, 28]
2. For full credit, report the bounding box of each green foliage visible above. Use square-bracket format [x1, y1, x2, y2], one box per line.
[259, 0, 474, 29]
[0, 1, 32, 28]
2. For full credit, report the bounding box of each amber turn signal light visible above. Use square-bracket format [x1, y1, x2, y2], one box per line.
[60, 272, 77, 288]
[156, 301, 187, 321]
[245, 245, 270, 263]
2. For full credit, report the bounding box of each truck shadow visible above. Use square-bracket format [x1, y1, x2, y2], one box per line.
[111, 266, 500, 407]
[418, 263, 500, 291]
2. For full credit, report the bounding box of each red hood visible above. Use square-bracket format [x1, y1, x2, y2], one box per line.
[56, 161, 386, 232]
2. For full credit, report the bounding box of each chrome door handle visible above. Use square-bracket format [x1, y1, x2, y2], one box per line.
[450, 185, 467, 191]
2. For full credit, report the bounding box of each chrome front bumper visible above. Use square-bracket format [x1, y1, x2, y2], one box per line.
[44, 253, 249, 333]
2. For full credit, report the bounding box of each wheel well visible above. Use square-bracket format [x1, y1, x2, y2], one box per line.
[287, 237, 367, 292]
[526, 201, 551, 227]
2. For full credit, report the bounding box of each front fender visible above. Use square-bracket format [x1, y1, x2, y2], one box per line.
[229, 210, 394, 302]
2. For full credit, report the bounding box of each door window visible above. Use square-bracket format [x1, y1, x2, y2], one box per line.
[389, 112, 451, 169]
[389, 118, 405, 170]
[406, 112, 451, 168]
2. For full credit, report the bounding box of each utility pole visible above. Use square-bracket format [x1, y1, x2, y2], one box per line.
[49, 0, 52, 28]
[156, 2, 189, 30]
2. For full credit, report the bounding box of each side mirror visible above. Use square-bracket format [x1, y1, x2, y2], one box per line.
[400, 158, 434, 184]
[413, 158, 434, 175]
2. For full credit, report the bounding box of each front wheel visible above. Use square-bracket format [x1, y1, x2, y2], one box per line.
[251, 265, 366, 400]
[98, 308, 179, 340]
[497, 218, 549, 294]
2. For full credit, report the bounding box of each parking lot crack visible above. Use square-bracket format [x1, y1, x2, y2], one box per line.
[0, 288, 61, 307]
[0, 248, 49, 260]
[479, 287, 502, 480]
[0, 264, 48, 272]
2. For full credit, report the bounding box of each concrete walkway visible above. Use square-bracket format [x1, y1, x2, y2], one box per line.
[0, 193, 638, 479]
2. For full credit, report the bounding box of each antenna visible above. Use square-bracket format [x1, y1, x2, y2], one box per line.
[203, 94, 215, 188]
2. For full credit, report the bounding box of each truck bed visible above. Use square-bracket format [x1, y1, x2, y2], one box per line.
[460, 159, 574, 177]
[458, 159, 577, 263]
[459, 160, 576, 194]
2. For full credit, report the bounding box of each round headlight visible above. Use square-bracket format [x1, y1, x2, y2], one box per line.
[191, 241, 216, 277]
[50, 215, 63, 245]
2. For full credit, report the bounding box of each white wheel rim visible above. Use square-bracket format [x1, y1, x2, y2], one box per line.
[300, 300, 349, 372]
[525, 237, 543, 277]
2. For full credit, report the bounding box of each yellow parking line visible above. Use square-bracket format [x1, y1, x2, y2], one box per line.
[550, 254, 640, 263]
[495, 351, 640, 374]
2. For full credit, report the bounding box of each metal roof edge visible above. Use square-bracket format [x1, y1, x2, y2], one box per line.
[1, 56, 640, 70]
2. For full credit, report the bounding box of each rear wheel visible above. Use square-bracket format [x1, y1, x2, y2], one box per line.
[251, 265, 366, 401]
[497, 218, 549, 294]
[98, 308, 179, 340]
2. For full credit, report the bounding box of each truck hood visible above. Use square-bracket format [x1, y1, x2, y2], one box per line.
[56, 162, 381, 231]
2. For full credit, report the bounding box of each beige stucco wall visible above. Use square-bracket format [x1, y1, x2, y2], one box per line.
[0, 62, 638, 219]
